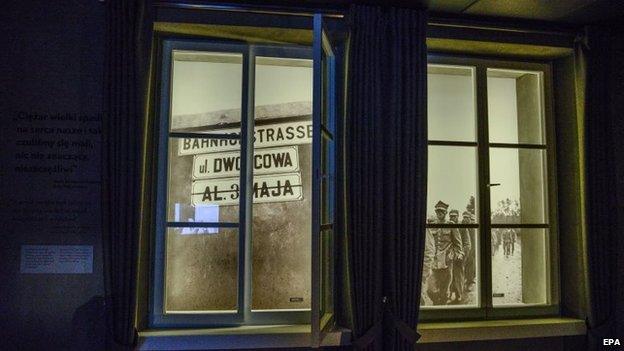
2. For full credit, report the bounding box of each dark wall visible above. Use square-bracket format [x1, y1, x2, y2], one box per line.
[1, 1, 106, 350]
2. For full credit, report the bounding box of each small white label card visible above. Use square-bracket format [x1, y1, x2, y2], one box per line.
[20, 245, 93, 274]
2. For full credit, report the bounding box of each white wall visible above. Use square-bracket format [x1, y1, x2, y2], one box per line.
[171, 57, 313, 117]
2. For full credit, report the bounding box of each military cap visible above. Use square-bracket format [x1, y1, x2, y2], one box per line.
[434, 201, 449, 211]
[462, 211, 472, 218]
[449, 209, 459, 216]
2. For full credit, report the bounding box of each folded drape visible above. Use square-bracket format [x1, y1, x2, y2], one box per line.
[346, 5, 428, 351]
[102, 0, 153, 347]
[583, 21, 624, 350]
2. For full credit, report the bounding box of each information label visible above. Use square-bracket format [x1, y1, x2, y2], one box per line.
[192, 146, 300, 179]
[192, 173, 303, 206]
[20, 245, 93, 274]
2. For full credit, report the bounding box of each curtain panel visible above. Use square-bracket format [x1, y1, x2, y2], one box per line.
[584, 21, 624, 350]
[103, 0, 153, 347]
[346, 5, 428, 350]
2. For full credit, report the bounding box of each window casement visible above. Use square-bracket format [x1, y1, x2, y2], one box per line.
[420, 55, 560, 321]
[149, 15, 339, 335]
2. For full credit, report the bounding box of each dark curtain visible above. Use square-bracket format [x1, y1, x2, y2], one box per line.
[103, 0, 152, 348]
[346, 5, 428, 350]
[584, 21, 624, 349]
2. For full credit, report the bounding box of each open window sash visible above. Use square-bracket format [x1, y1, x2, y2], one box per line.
[311, 13, 337, 347]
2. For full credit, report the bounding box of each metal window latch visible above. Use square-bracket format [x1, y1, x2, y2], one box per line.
[487, 183, 501, 187]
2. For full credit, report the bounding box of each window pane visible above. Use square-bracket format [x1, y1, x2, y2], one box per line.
[164, 227, 238, 313]
[421, 227, 479, 308]
[490, 148, 547, 224]
[167, 137, 240, 223]
[427, 146, 478, 222]
[255, 56, 313, 122]
[428, 65, 476, 142]
[251, 57, 313, 311]
[322, 50, 330, 128]
[491, 228, 549, 306]
[170, 51, 243, 132]
[321, 137, 335, 224]
[321, 229, 334, 316]
[487, 69, 544, 144]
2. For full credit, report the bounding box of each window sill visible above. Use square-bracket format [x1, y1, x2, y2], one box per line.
[417, 317, 586, 343]
[137, 325, 352, 350]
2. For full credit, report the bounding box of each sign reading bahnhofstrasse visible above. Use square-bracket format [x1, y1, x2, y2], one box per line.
[191, 173, 303, 206]
[193, 146, 300, 179]
[178, 120, 312, 156]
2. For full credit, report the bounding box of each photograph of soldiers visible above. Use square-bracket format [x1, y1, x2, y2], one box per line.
[491, 200, 523, 305]
[462, 211, 476, 292]
[448, 209, 467, 304]
[425, 201, 463, 305]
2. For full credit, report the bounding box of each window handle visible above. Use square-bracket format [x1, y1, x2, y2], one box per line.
[487, 183, 501, 187]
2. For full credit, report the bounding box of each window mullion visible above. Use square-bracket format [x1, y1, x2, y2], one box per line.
[166, 221, 239, 228]
[168, 132, 240, 140]
[476, 64, 493, 315]
[240, 46, 255, 321]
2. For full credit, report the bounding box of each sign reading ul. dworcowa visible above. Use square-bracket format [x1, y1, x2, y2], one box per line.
[193, 146, 299, 179]
[185, 120, 310, 206]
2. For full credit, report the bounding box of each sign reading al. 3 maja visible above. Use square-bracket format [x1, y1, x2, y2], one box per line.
[184, 120, 310, 206]
[191, 173, 303, 206]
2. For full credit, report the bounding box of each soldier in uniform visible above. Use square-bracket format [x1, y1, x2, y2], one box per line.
[426, 201, 463, 305]
[510, 228, 516, 255]
[449, 209, 469, 303]
[502, 228, 517, 258]
[492, 229, 501, 256]
[463, 211, 477, 292]
[502, 229, 511, 257]
[421, 217, 436, 306]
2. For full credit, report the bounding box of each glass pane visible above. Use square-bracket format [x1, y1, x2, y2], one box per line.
[255, 56, 313, 122]
[428, 65, 476, 142]
[252, 56, 313, 311]
[427, 146, 478, 222]
[487, 69, 544, 144]
[167, 137, 240, 223]
[490, 148, 547, 224]
[170, 51, 243, 132]
[491, 228, 549, 306]
[321, 229, 334, 315]
[321, 51, 335, 132]
[421, 227, 479, 308]
[164, 227, 238, 312]
[321, 137, 335, 224]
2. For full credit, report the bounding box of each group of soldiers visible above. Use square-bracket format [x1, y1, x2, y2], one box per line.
[421, 200, 476, 305]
